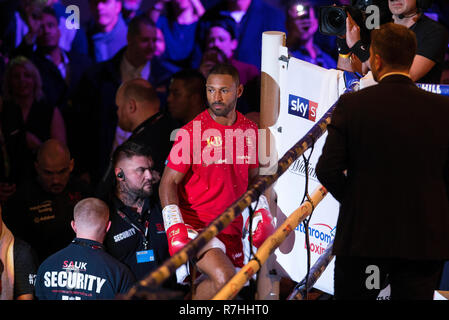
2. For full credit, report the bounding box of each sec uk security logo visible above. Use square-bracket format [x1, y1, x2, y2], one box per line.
[288, 94, 318, 122]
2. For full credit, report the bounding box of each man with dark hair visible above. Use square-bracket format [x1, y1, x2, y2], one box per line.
[34, 197, 136, 300]
[103, 141, 174, 286]
[122, 0, 144, 25]
[167, 69, 206, 125]
[198, 0, 286, 69]
[203, 17, 260, 85]
[159, 63, 261, 299]
[316, 23, 449, 300]
[285, 1, 336, 69]
[87, 0, 128, 62]
[75, 14, 175, 186]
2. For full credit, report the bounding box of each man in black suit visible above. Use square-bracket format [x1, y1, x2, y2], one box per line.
[95, 78, 178, 201]
[74, 15, 175, 186]
[316, 22, 449, 300]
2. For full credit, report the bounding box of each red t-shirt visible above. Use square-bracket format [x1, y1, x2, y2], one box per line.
[167, 110, 259, 236]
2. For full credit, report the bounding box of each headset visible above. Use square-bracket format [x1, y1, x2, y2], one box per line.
[117, 169, 125, 180]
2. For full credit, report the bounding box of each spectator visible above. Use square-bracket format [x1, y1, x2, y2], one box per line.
[103, 141, 176, 288]
[204, 17, 260, 85]
[199, 0, 286, 69]
[1, 0, 45, 56]
[0, 204, 38, 300]
[152, 0, 205, 69]
[122, 0, 144, 25]
[286, 1, 336, 69]
[86, 0, 128, 62]
[167, 69, 206, 125]
[1, 0, 88, 56]
[43, 0, 89, 55]
[14, 6, 92, 142]
[201, 17, 262, 118]
[1, 56, 66, 154]
[3, 139, 93, 263]
[0, 95, 34, 204]
[154, 27, 166, 57]
[198, 47, 228, 79]
[74, 15, 175, 186]
[34, 197, 136, 300]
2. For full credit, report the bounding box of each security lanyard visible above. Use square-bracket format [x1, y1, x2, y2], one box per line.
[117, 210, 150, 250]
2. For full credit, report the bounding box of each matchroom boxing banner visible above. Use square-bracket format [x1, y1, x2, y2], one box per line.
[271, 57, 346, 295]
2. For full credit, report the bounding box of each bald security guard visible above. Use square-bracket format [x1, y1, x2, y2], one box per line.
[35, 198, 136, 300]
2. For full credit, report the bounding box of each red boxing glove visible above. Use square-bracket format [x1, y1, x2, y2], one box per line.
[245, 195, 275, 248]
[163, 205, 189, 256]
[186, 224, 198, 240]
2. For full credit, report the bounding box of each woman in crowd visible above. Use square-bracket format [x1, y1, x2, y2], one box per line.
[1, 56, 66, 154]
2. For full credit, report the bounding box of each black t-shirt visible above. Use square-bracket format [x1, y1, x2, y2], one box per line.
[0, 104, 34, 185]
[35, 238, 136, 300]
[128, 112, 178, 175]
[13, 238, 38, 299]
[104, 196, 173, 284]
[3, 178, 93, 263]
[410, 14, 449, 84]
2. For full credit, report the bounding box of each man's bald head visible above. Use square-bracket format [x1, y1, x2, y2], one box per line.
[117, 78, 159, 106]
[116, 79, 161, 132]
[35, 139, 74, 194]
[72, 198, 110, 242]
[36, 139, 71, 164]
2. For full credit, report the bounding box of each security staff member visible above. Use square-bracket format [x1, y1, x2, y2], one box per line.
[3, 139, 93, 263]
[103, 141, 174, 286]
[35, 198, 136, 300]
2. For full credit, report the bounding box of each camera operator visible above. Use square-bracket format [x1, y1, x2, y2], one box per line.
[286, 1, 337, 69]
[336, 0, 448, 84]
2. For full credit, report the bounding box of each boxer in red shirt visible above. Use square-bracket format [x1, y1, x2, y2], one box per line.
[160, 64, 270, 299]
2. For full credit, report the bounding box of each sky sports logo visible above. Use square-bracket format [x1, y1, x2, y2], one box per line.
[288, 94, 318, 122]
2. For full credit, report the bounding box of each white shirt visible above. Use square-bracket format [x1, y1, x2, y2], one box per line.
[45, 50, 70, 81]
[230, 10, 246, 24]
[119, 54, 151, 83]
[113, 55, 151, 152]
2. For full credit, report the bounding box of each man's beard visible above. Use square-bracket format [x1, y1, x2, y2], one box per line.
[119, 180, 153, 205]
[208, 100, 236, 117]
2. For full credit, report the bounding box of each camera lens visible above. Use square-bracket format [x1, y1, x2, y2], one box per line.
[319, 6, 347, 36]
[327, 9, 345, 29]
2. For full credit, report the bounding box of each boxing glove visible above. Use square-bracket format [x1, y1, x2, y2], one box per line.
[162, 204, 189, 256]
[245, 195, 275, 248]
[186, 224, 198, 240]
